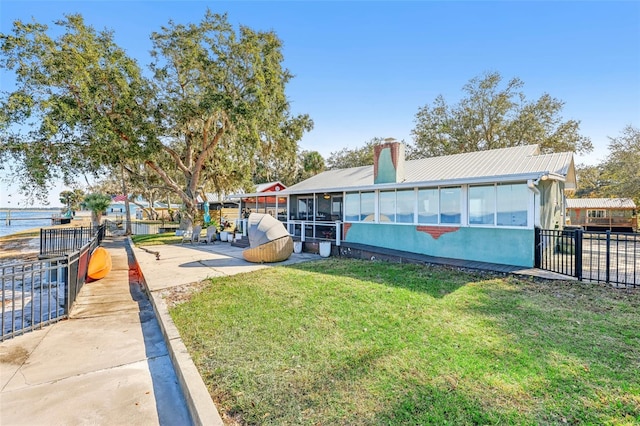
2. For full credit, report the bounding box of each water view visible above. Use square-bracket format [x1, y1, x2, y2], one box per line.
[0, 209, 60, 238]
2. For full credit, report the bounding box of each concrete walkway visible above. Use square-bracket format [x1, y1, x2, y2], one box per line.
[0, 237, 192, 425]
[0, 237, 320, 426]
[1, 235, 572, 425]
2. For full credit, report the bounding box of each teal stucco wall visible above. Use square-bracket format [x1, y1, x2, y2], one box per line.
[343, 223, 535, 267]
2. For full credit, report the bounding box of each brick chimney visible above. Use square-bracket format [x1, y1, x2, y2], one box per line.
[374, 138, 405, 184]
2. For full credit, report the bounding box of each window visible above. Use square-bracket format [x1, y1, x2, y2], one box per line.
[469, 185, 495, 225]
[378, 189, 415, 224]
[344, 183, 528, 227]
[588, 210, 606, 218]
[345, 193, 360, 222]
[497, 183, 528, 226]
[345, 192, 375, 222]
[440, 187, 461, 224]
[379, 191, 396, 222]
[360, 192, 375, 221]
[418, 188, 438, 224]
[396, 189, 415, 223]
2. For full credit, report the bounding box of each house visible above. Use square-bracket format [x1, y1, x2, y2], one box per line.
[566, 198, 637, 232]
[106, 194, 128, 216]
[230, 140, 576, 268]
[106, 195, 180, 220]
[240, 181, 287, 220]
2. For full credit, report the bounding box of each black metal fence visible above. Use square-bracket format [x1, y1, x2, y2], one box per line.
[40, 225, 105, 257]
[535, 228, 639, 287]
[2, 224, 104, 341]
[103, 219, 179, 236]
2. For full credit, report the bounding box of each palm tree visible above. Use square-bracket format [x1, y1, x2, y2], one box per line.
[84, 193, 112, 226]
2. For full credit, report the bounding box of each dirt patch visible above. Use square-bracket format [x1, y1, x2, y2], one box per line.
[0, 346, 30, 365]
[0, 235, 39, 264]
[159, 281, 210, 309]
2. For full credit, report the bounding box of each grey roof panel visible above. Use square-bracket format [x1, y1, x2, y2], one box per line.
[566, 198, 636, 209]
[286, 144, 575, 194]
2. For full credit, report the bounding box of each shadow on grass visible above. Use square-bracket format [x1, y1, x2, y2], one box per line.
[283, 257, 485, 299]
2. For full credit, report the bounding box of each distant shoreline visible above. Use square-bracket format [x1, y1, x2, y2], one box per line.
[0, 208, 62, 212]
[0, 230, 40, 266]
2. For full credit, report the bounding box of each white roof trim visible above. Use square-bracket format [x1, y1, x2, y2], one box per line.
[283, 172, 554, 195]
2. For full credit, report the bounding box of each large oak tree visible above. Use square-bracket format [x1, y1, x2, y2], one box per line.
[410, 72, 593, 158]
[600, 125, 640, 204]
[326, 137, 385, 169]
[0, 11, 311, 223]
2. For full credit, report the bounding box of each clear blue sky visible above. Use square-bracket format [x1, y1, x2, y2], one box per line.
[1, 1, 639, 207]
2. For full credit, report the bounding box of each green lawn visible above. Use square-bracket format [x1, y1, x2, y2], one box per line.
[169, 258, 640, 425]
[130, 233, 183, 246]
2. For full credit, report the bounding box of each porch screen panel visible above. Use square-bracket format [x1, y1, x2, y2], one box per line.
[345, 193, 360, 222]
[379, 191, 396, 222]
[469, 185, 495, 225]
[497, 183, 528, 226]
[396, 189, 414, 223]
[418, 188, 438, 224]
[297, 197, 314, 220]
[440, 187, 461, 224]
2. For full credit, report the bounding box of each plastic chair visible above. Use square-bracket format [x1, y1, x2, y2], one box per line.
[202, 227, 217, 244]
[190, 226, 202, 244]
[180, 227, 193, 244]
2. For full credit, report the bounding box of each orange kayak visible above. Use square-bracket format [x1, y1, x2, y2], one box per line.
[87, 247, 112, 280]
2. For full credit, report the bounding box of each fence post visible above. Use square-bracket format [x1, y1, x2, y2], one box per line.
[63, 254, 71, 314]
[574, 229, 583, 281]
[606, 230, 611, 284]
[534, 227, 541, 268]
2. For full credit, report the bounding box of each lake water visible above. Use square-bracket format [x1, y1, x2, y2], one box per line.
[0, 210, 59, 238]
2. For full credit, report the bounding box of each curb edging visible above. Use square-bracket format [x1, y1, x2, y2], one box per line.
[127, 238, 224, 426]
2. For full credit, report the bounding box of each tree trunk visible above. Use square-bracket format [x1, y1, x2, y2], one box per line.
[121, 164, 132, 235]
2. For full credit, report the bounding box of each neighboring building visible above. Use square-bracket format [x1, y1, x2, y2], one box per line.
[231, 141, 577, 268]
[106, 194, 127, 216]
[106, 195, 180, 220]
[566, 198, 637, 232]
[241, 181, 287, 220]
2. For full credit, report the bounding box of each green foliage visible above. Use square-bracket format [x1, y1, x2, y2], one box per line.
[170, 259, 640, 425]
[326, 137, 384, 169]
[83, 192, 112, 224]
[1, 11, 311, 220]
[59, 189, 85, 211]
[131, 233, 182, 246]
[600, 125, 640, 205]
[295, 150, 325, 182]
[147, 11, 312, 219]
[0, 15, 155, 190]
[83, 193, 111, 212]
[573, 164, 604, 198]
[410, 72, 593, 158]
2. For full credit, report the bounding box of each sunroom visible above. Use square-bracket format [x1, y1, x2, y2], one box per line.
[232, 141, 576, 268]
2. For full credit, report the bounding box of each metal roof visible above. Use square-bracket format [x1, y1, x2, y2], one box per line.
[285, 144, 576, 194]
[255, 181, 286, 193]
[566, 198, 636, 209]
